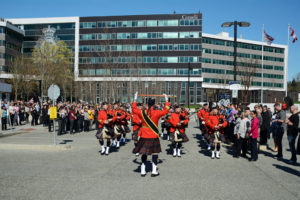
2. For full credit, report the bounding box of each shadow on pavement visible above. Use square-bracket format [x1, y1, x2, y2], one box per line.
[272, 164, 300, 177]
[59, 140, 73, 144]
[132, 158, 164, 174]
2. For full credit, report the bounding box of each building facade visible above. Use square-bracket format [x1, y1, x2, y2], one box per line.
[201, 32, 287, 103]
[0, 18, 24, 75]
[5, 13, 287, 104]
[78, 13, 203, 104]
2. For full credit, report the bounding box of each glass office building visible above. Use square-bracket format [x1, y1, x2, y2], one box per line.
[5, 14, 287, 104]
[78, 13, 203, 104]
[0, 18, 24, 74]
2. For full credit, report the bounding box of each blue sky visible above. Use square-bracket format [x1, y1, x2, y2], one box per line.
[2, 0, 300, 81]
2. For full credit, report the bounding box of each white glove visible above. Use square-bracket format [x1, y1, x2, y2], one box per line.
[163, 93, 168, 102]
[134, 92, 138, 101]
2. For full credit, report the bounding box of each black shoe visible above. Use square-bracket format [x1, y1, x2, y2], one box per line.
[275, 154, 283, 160]
[241, 154, 247, 158]
[141, 174, 146, 177]
[151, 173, 159, 177]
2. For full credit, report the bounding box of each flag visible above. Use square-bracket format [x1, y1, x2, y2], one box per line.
[264, 30, 274, 45]
[290, 26, 298, 43]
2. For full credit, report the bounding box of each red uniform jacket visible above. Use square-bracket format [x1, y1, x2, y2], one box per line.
[205, 114, 227, 134]
[132, 101, 170, 138]
[132, 113, 142, 132]
[198, 109, 210, 122]
[98, 110, 117, 128]
[170, 112, 189, 133]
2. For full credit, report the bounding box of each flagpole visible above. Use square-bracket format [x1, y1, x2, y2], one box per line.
[285, 24, 290, 97]
[261, 24, 264, 104]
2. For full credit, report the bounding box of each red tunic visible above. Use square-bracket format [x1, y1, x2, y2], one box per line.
[98, 110, 117, 128]
[205, 114, 227, 134]
[132, 113, 142, 132]
[198, 109, 210, 122]
[169, 112, 189, 133]
[132, 101, 170, 138]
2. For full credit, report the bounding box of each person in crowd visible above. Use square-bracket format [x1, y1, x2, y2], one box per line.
[58, 106, 67, 135]
[273, 103, 286, 160]
[19, 104, 25, 125]
[35, 102, 40, 124]
[69, 106, 77, 134]
[285, 105, 299, 164]
[234, 112, 251, 158]
[260, 105, 271, 146]
[77, 106, 84, 132]
[247, 110, 259, 161]
[84, 107, 90, 132]
[42, 104, 49, 127]
[1, 106, 7, 130]
[31, 105, 38, 126]
[25, 104, 30, 123]
[8, 103, 15, 127]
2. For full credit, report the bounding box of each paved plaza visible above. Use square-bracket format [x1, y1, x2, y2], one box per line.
[0, 119, 299, 200]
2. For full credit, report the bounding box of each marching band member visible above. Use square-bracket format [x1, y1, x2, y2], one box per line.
[111, 103, 124, 148]
[198, 103, 210, 148]
[131, 103, 143, 156]
[119, 104, 131, 144]
[132, 92, 170, 177]
[96, 102, 117, 156]
[206, 107, 227, 159]
[169, 105, 189, 157]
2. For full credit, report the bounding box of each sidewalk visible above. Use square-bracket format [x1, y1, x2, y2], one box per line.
[0, 123, 73, 150]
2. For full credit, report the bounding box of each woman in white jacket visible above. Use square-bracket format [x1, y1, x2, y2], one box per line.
[234, 112, 251, 158]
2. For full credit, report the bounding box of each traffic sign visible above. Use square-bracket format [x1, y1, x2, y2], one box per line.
[48, 85, 60, 100]
[229, 81, 241, 90]
[50, 107, 57, 119]
[232, 90, 238, 98]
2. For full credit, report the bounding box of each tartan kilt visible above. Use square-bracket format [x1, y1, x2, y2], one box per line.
[132, 128, 141, 142]
[95, 128, 105, 141]
[124, 125, 131, 133]
[208, 131, 226, 143]
[170, 131, 189, 143]
[132, 138, 161, 155]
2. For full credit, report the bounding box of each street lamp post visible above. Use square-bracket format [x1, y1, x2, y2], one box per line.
[221, 21, 250, 103]
[187, 62, 191, 110]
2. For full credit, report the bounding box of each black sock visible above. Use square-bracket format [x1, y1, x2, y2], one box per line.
[99, 140, 104, 146]
[177, 143, 182, 149]
[217, 143, 220, 151]
[212, 145, 216, 151]
[172, 142, 176, 149]
[152, 155, 158, 165]
[141, 154, 147, 164]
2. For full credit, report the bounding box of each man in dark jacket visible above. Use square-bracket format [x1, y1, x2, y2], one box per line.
[260, 105, 271, 146]
[286, 105, 299, 164]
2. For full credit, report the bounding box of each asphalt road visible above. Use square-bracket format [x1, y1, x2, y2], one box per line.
[0, 121, 299, 200]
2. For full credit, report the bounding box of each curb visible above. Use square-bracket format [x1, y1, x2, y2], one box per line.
[0, 131, 26, 138]
[0, 143, 72, 151]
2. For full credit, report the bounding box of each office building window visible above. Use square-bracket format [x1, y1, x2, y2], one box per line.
[147, 20, 157, 27]
[180, 82, 186, 103]
[159, 57, 178, 63]
[196, 82, 202, 103]
[80, 22, 96, 28]
[158, 20, 178, 26]
[163, 32, 178, 39]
